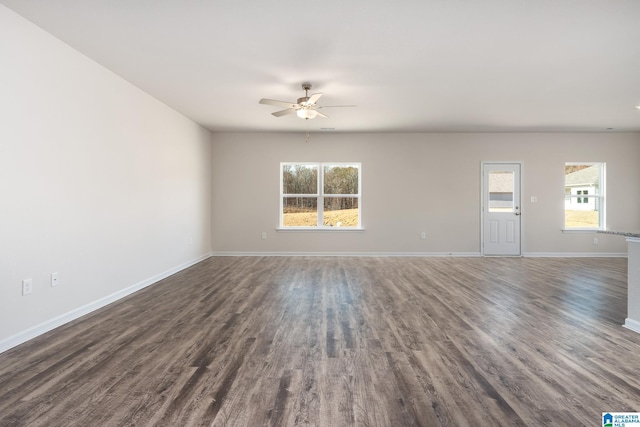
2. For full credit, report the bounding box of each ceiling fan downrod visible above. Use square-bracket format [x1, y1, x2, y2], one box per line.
[298, 83, 312, 105]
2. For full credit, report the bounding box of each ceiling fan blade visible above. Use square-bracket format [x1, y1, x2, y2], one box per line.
[306, 93, 323, 105]
[260, 98, 297, 108]
[317, 105, 356, 109]
[272, 108, 298, 117]
[316, 111, 328, 118]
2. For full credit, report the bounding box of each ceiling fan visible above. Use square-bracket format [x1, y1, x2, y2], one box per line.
[259, 83, 354, 120]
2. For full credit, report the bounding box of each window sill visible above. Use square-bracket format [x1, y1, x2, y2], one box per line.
[276, 227, 365, 232]
[562, 229, 603, 233]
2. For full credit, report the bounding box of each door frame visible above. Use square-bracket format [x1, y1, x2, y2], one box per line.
[481, 161, 524, 256]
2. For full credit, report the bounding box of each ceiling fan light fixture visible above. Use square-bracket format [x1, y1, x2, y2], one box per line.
[297, 108, 318, 119]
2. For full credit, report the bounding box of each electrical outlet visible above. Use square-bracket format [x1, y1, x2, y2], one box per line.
[22, 279, 33, 296]
[51, 272, 59, 287]
[421, 232, 426, 239]
[593, 237, 599, 245]
[261, 232, 267, 240]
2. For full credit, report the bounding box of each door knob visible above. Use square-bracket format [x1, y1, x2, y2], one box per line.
[515, 213, 521, 216]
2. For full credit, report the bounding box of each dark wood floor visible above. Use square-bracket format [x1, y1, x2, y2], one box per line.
[1, 256, 639, 426]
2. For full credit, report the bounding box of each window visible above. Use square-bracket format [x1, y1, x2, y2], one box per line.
[564, 162, 605, 229]
[487, 170, 515, 212]
[280, 162, 361, 229]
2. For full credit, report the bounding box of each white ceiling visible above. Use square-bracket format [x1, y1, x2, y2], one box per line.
[3, 0, 640, 133]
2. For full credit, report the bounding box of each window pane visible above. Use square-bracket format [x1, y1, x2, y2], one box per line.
[323, 197, 359, 227]
[565, 196, 600, 228]
[323, 165, 359, 195]
[282, 164, 318, 194]
[282, 197, 318, 226]
[564, 164, 602, 228]
[488, 171, 514, 212]
[280, 162, 362, 229]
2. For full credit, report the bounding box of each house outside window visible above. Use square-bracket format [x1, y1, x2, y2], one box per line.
[280, 162, 361, 229]
[564, 162, 605, 229]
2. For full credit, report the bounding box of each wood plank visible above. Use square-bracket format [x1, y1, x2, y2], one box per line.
[1, 256, 639, 426]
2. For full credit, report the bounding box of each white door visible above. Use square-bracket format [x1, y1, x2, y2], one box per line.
[482, 163, 521, 256]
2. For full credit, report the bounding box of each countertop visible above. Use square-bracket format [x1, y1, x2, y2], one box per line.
[597, 230, 640, 239]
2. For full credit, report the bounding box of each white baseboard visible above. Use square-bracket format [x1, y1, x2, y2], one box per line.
[0, 253, 211, 354]
[213, 251, 627, 258]
[623, 318, 640, 334]
[211, 251, 483, 257]
[523, 252, 627, 258]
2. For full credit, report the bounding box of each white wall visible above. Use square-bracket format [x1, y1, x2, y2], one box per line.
[0, 6, 212, 349]
[211, 132, 640, 255]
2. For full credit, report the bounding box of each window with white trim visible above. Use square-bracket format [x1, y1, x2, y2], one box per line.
[564, 162, 605, 229]
[280, 162, 361, 229]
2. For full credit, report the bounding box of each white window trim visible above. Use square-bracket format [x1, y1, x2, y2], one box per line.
[279, 162, 363, 230]
[563, 162, 606, 232]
